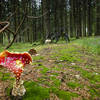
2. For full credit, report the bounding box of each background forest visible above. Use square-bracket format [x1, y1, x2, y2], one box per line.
[0, 0, 100, 45]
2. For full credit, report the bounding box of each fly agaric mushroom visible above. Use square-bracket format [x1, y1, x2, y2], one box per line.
[0, 50, 32, 97]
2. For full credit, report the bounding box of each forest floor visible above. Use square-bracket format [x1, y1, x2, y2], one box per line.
[0, 37, 100, 100]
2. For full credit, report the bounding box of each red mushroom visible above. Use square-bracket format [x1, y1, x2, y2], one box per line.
[0, 50, 32, 81]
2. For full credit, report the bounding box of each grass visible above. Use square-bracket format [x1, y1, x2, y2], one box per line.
[73, 36, 100, 54]
[32, 55, 44, 61]
[68, 65, 100, 84]
[51, 45, 82, 63]
[0, 37, 100, 100]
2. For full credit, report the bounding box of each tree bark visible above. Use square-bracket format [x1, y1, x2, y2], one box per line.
[42, 0, 51, 39]
[95, 0, 100, 36]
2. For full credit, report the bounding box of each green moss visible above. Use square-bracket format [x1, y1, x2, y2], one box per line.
[51, 45, 82, 63]
[52, 66, 61, 71]
[67, 81, 83, 89]
[89, 87, 100, 100]
[57, 90, 78, 100]
[50, 87, 78, 100]
[23, 81, 50, 100]
[40, 67, 49, 74]
[76, 68, 100, 84]
[6, 86, 13, 96]
[32, 55, 44, 61]
[1, 73, 11, 81]
[50, 76, 61, 87]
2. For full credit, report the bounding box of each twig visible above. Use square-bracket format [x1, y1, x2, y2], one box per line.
[6, 8, 17, 21]
[6, 28, 15, 35]
[20, 26, 29, 34]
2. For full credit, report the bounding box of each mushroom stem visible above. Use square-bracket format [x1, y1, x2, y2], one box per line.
[12, 79, 26, 97]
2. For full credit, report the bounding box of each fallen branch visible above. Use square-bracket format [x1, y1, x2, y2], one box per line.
[0, 21, 10, 33]
[5, 16, 26, 49]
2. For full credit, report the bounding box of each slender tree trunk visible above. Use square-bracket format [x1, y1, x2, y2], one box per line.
[26, 1, 30, 42]
[69, 0, 74, 37]
[42, 0, 51, 39]
[0, 0, 4, 44]
[78, 1, 82, 37]
[87, 0, 92, 36]
[64, 0, 68, 33]
[83, 0, 87, 37]
[95, 0, 100, 36]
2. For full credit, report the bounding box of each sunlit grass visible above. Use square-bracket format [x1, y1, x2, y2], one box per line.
[73, 36, 100, 54]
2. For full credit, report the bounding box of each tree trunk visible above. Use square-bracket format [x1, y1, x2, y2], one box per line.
[83, 0, 87, 37]
[70, 0, 74, 37]
[95, 0, 100, 36]
[42, 0, 51, 39]
[87, 0, 92, 36]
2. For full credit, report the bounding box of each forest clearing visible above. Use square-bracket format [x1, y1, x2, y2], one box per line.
[0, 37, 100, 100]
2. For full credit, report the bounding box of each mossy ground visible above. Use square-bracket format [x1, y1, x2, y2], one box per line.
[0, 37, 100, 100]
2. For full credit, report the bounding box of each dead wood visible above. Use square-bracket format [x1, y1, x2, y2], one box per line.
[5, 16, 26, 49]
[0, 21, 10, 33]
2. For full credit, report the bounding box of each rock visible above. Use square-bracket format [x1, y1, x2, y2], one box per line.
[71, 63, 76, 65]
[95, 73, 98, 75]
[75, 75, 80, 79]
[45, 39, 51, 44]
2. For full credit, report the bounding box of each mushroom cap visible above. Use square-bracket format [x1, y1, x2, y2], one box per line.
[0, 50, 32, 80]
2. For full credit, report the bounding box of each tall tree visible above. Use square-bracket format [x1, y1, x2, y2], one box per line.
[42, 0, 51, 39]
[95, 0, 100, 36]
[82, 0, 87, 37]
[69, 0, 74, 37]
[87, 0, 92, 36]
